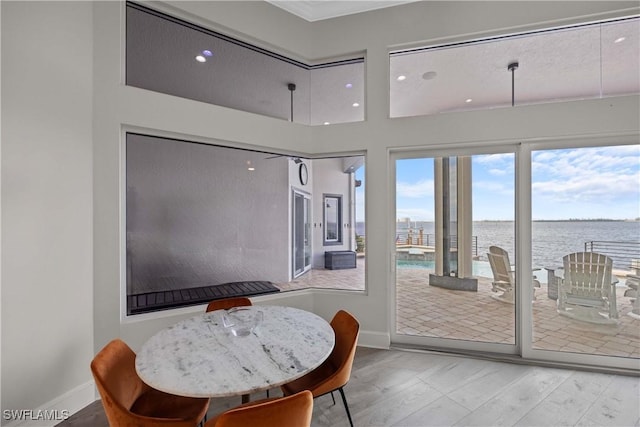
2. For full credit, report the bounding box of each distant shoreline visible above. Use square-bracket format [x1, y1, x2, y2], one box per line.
[501, 219, 637, 222]
[392, 219, 640, 223]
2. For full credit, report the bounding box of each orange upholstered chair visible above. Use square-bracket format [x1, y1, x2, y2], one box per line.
[204, 390, 313, 427]
[281, 310, 359, 427]
[205, 297, 252, 312]
[91, 339, 209, 427]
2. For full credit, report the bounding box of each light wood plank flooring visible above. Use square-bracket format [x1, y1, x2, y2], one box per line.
[60, 347, 639, 427]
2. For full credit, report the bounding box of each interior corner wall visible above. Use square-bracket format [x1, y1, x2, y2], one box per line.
[1, 0, 94, 420]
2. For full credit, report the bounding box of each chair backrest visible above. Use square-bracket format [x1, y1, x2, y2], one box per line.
[212, 390, 313, 427]
[90, 339, 150, 425]
[563, 252, 613, 297]
[205, 297, 252, 313]
[487, 246, 513, 284]
[327, 310, 360, 388]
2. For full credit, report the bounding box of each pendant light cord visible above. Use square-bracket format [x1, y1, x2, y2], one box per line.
[508, 62, 518, 107]
[288, 83, 296, 122]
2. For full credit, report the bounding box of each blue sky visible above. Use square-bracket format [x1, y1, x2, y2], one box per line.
[394, 145, 640, 221]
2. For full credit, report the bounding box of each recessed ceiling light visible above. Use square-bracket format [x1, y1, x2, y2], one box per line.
[247, 167, 255, 171]
[323, 122, 330, 125]
[352, 102, 360, 107]
[614, 36, 626, 43]
[465, 98, 473, 103]
[422, 71, 437, 80]
[195, 55, 206, 63]
[202, 50, 213, 57]
[345, 83, 353, 89]
[396, 75, 406, 81]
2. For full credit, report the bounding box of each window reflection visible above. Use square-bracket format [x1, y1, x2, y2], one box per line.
[390, 17, 639, 117]
[126, 133, 365, 314]
[126, 2, 364, 125]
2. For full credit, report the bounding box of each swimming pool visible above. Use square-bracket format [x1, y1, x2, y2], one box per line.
[396, 259, 495, 278]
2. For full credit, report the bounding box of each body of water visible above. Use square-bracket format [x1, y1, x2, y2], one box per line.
[357, 220, 640, 270]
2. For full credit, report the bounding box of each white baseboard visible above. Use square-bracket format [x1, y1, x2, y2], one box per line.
[358, 329, 390, 349]
[3, 381, 95, 427]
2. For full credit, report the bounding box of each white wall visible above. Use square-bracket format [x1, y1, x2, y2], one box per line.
[1, 1, 94, 422]
[1, 0, 639, 421]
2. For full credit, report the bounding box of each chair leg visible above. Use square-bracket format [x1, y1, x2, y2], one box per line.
[330, 391, 335, 405]
[338, 387, 354, 427]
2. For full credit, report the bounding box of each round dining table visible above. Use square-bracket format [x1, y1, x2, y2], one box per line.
[135, 305, 335, 400]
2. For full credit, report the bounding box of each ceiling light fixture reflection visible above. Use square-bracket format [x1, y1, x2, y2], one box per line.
[396, 75, 406, 81]
[195, 55, 206, 63]
[202, 50, 213, 56]
[345, 83, 353, 89]
[422, 71, 437, 80]
[352, 102, 360, 107]
[246, 160, 255, 171]
[465, 98, 473, 103]
[323, 122, 330, 125]
[614, 36, 626, 43]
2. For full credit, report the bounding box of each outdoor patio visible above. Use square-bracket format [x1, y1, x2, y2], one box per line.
[276, 258, 640, 359]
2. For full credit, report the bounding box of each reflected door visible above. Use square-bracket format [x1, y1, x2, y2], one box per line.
[293, 190, 311, 277]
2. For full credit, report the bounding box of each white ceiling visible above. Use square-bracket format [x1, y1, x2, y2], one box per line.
[265, 0, 418, 22]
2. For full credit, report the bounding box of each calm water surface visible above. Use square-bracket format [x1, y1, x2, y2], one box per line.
[364, 220, 640, 269]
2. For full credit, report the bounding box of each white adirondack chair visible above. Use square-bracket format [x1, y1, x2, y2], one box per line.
[557, 252, 619, 324]
[487, 246, 540, 304]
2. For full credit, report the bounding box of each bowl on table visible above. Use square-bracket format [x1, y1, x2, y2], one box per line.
[222, 307, 263, 337]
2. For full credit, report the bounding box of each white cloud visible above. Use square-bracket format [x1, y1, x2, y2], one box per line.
[396, 179, 434, 198]
[474, 153, 514, 165]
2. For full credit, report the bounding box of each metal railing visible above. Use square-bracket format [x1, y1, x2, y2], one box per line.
[584, 240, 640, 270]
[395, 231, 478, 257]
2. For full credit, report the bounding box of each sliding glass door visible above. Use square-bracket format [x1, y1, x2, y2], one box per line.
[526, 142, 640, 369]
[392, 147, 519, 354]
[293, 190, 311, 278]
[392, 141, 639, 370]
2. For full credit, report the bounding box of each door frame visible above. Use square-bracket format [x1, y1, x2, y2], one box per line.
[389, 144, 521, 356]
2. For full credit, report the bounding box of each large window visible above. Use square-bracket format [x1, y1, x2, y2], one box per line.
[390, 17, 639, 118]
[126, 2, 364, 125]
[126, 133, 366, 314]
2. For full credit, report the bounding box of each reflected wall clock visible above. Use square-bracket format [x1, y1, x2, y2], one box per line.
[299, 163, 308, 185]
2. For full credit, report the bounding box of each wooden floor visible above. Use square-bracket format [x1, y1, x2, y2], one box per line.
[59, 347, 639, 427]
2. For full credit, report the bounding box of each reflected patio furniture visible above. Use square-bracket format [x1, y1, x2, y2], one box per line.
[556, 252, 619, 324]
[487, 246, 540, 304]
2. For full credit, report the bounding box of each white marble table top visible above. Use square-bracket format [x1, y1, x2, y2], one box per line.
[135, 305, 335, 398]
